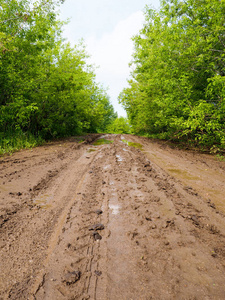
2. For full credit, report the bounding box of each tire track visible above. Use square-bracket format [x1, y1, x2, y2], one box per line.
[1, 134, 225, 299]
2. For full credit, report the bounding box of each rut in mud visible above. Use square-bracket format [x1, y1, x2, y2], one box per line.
[0, 134, 225, 299]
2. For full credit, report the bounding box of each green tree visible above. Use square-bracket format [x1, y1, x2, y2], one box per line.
[120, 0, 225, 150]
[106, 117, 130, 134]
[0, 0, 116, 151]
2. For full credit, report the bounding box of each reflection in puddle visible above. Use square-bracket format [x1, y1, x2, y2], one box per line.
[168, 168, 199, 180]
[122, 140, 143, 150]
[103, 165, 111, 170]
[0, 185, 9, 192]
[100, 134, 110, 139]
[87, 148, 96, 153]
[93, 138, 113, 146]
[116, 154, 123, 162]
[34, 194, 53, 209]
[109, 204, 120, 215]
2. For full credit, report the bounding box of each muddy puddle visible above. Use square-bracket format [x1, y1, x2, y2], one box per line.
[103, 164, 111, 170]
[93, 138, 113, 146]
[122, 139, 143, 150]
[87, 148, 96, 153]
[116, 154, 123, 162]
[0, 185, 10, 193]
[33, 194, 53, 209]
[109, 204, 120, 215]
[167, 168, 200, 181]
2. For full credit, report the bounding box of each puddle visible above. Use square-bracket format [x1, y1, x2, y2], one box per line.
[34, 194, 53, 209]
[87, 148, 96, 153]
[122, 140, 143, 150]
[100, 134, 111, 139]
[116, 154, 123, 162]
[103, 165, 111, 170]
[167, 168, 199, 180]
[93, 138, 113, 146]
[203, 187, 225, 212]
[0, 185, 10, 192]
[109, 204, 120, 215]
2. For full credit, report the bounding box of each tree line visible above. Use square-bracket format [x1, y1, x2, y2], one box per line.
[0, 0, 117, 151]
[119, 0, 225, 151]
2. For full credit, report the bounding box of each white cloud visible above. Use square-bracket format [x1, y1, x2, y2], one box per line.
[59, 0, 161, 117]
[85, 11, 145, 116]
[87, 11, 143, 75]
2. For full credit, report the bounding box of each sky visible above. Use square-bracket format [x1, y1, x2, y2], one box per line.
[59, 0, 160, 117]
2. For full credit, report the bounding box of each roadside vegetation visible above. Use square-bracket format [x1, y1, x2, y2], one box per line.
[0, 0, 117, 154]
[106, 117, 131, 134]
[119, 0, 225, 153]
[1, 0, 225, 155]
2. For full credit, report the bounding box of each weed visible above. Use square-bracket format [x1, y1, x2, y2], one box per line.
[0, 130, 44, 155]
[215, 154, 225, 162]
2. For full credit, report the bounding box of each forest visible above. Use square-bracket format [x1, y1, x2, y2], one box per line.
[1, 0, 225, 154]
[120, 0, 225, 152]
[0, 0, 117, 153]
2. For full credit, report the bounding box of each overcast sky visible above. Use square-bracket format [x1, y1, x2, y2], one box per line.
[59, 0, 160, 117]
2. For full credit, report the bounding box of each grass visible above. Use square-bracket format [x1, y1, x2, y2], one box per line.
[0, 130, 44, 155]
[215, 154, 225, 162]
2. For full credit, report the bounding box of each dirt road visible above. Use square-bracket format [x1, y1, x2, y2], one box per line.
[1, 134, 225, 299]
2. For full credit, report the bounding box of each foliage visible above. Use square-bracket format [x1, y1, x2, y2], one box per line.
[0, 0, 116, 151]
[215, 154, 225, 162]
[95, 94, 118, 133]
[119, 0, 225, 150]
[0, 129, 44, 155]
[106, 117, 131, 134]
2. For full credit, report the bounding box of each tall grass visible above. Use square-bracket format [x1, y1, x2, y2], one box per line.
[0, 130, 44, 155]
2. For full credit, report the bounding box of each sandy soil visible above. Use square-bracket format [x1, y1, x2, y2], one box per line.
[0, 134, 225, 300]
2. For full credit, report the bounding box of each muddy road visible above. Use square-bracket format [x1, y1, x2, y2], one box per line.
[1, 134, 225, 299]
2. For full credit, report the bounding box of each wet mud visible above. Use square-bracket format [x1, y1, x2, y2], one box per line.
[0, 134, 225, 299]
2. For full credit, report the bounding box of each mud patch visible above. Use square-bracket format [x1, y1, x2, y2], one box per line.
[109, 204, 120, 215]
[1, 134, 225, 299]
